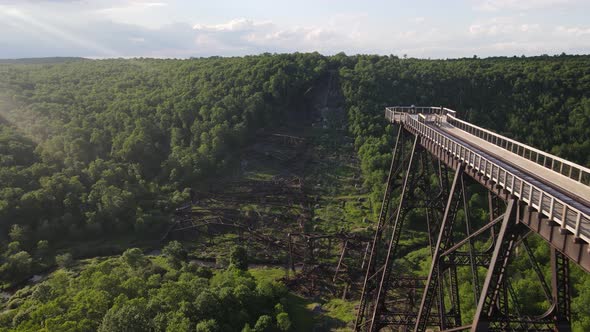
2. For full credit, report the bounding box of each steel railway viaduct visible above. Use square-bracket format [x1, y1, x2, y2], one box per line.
[355, 106, 590, 332]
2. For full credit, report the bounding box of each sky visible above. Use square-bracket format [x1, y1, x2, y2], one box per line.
[0, 0, 589, 59]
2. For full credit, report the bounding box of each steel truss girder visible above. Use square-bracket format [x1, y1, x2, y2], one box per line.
[423, 135, 590, 273]
[356, 128, 449, 332]
[415, 185, 573, 332]
[446, 252, 491, 267]
[415, 166, 465, 332]
[471, 199, 526, 331]
[355, 128, 406, 330]
[551, 247, 572, 331]
[368, 134, 420, 331]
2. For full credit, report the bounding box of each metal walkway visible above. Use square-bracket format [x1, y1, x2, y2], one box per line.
[388, 107, 590, 247]
[432, 119, 590, 218]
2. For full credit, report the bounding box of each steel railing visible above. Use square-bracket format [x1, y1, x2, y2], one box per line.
[385, 108, 590, 244]
[385, 106, 456, 117]
[446, 115, 590, 187]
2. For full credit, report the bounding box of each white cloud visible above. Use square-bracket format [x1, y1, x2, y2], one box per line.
[140, 2, 167, 7]
[0, 1, 589, 59]
[456, 15, 590, 57]
[555, 25, 590, 36]
[193, 18, 272, 32]
[473, 0, 578, 11]
[468, 17, 541, 36]
[191, 17, 362, 55]
[520, 24, 540, 32]
[94, 1, 172, 28]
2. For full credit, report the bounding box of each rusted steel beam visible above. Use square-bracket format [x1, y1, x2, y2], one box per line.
[519, 207, 590, 273]
[440, 214, 504, 257]
[369, 134, 420, 332]
[333, 240, 348, 282]
[418, 129, 590, 273]
[471, 199, 525, 332]
[355, 128, 405, 330]
[551, 248, 572, 331]
[415, 166, 464, 332]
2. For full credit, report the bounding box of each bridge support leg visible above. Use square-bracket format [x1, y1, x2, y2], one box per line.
[462, 175, 480, 305]
[415, 165, 464, 332]
[355, 128, 406, 331]
[471, 199, 523, 332]
[448, 262, 462, 327]
[551, 248, 572, 331]
[424, 154, 450, 255]
[368, 135, 420, 331]
[487, 192, 504, 239]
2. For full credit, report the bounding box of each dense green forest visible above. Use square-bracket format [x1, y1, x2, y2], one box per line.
[0, 54, 326, 283]
[2, 242, 291, 332]
[1, 54, 590, 331]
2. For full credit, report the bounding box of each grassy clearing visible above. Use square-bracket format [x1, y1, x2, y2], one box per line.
[248, 266, 357, 331]
[306, 128, 374, 235]
[286, 293, 317, 332]
[322, 298, 357, 331]
[249, 267, 317, 331]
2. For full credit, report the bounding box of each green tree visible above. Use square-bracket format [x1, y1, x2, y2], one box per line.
[162, 241, 187, 269]
[276, 312, 291, 331]
[166, 311, 191, 332]
[121, 248, 148, 269]
[196, 319, 219, 332]
[254, 315, 273, 332]
[8, 224, 27, 243]
[56, 253, 74, 269]
[1, 251, 32, 281]
[32, 283, 53, 302]
[6, 241, 20, 255]
[194, 290, 220, 319]
[572, 275, 590, 331]
[230, 245, 248, 270]
[98, 298, 154, 332]
[35, 240, 50, 260]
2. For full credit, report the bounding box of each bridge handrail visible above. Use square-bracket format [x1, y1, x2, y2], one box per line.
[385, 108, 590, 245]
[446, 114, 590, 187]
[386, 106, 452, 116]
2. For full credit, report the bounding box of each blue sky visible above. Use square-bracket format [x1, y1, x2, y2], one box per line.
[0, 0, 589, 58]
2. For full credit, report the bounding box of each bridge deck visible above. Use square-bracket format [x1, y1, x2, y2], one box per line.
[434, 122, 590, 211]
[387, 108, 590, 246]
[420, 119, 590, 241]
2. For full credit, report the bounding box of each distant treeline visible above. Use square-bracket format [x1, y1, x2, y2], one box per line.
[0, 57, 88, 65]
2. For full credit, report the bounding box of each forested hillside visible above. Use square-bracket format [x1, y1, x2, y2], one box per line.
[1, 53, 590, 331]
[0, 54, 327, 285]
